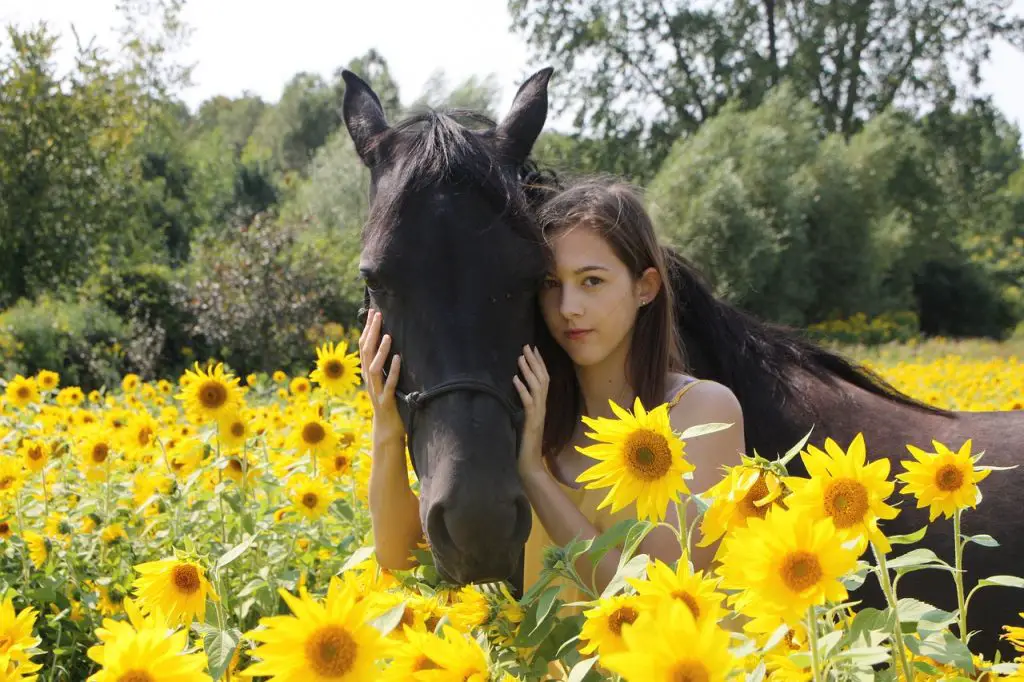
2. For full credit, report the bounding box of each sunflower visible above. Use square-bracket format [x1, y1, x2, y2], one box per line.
[600, 599, 736, 682]
[22, 532, 49, 569]
[4, 376, 39, 409]
[717, 507, 859, 625]
[121, 373, 141, 394]
[698, 463, 785, 550]
[55, 386, 85, 407]
[626, 558, 725, 624]
[783, 433, 900, 554]
[0, 457, 25, 496]
[324, 451, 353, 478]
[311, 342, 362, 396]
[446, 585, 491, 631]
[289, 376, 312, 398]
[175, 362, 244, 424]
[579, 594, 645, 657]
[86, 598, 209, 682]
[122, 412, 160, 459]
[396, 624, 491, 682]
[18, 438, 49, 474]
[0, 595, 41, 668]
[218, 411, 253, 449]
[131, 557, 219, 626]
[0, 520, 12, 540]
[242, 575, 387, 681]
[289, 411, 339, 458]
[288, 475, 335, 521]
[1002, 612, 1024, 653]
[36, 370, 59, 392]
[896, 439, 991, 521]
[575, 397, 693, 522]
[77, 428, 116, 482]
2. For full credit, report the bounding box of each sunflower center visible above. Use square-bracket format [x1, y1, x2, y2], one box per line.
[198, 380, 227, 409]
[324, 360, 345, 379]
[780, 550, 823, 593]
[91, 443, 109, 463]
[334, 455, 348, 470]
[411, 654, 439, 672]
[669, 660, 710, 682]
[934, 464, 965, 492]
[116, 672, 154, 682]
[15, 387, 29, 399]
[737, 475, 771, 519]
[399, 606, 416, 627]
[228, 459, 243, 474]
[28, 446, 43, 461]
[607, 606, 638, 636]
[822, 478, 869, 528]
[0, 477, 14, 490]
[305, 625, 357, 676]
[670, 590, 701, 619]
[302, 422, 326, 445]
[171, 565, 201, 594]
[0, 522, 9, 534]
[137, 427, 153, 447]
[230, 422, 245, 438]
[302, 493, 319, 509]
[339, 432, 355, 447]
[623, 430, 673, 481]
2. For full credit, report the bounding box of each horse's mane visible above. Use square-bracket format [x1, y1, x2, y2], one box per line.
[662, 247, 951, 446]
[366, 109, 542, 245]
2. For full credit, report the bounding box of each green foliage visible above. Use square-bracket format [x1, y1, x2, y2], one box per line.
[806, 311, 921, 346]
[912, 258, 1018, 340]
[179, 215, 359, 375]
[0, 294, 129, 390]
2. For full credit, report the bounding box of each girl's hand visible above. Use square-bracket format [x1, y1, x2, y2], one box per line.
[513, 344, 549, 478]
[359, 310, 405, 443]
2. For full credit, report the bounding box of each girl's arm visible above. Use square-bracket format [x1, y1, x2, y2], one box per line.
[368, 432, 424, 571]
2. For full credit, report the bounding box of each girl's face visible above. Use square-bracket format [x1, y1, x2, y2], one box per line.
[538, 225, 658, 367]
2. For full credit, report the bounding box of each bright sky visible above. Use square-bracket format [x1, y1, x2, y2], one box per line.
[3, 0, 1024, 133]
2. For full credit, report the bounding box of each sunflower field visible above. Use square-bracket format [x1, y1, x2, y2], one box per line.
[0, 338, 1022, 681]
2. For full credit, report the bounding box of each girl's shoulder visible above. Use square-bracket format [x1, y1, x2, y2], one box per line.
[664, 373, 740, 413]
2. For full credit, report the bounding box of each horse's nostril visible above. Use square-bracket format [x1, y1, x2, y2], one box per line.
[512, 494, 532, 544]
[426, 503, 453, 555]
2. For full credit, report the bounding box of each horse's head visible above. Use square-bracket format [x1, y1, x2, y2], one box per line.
[341, 68, 553, 584]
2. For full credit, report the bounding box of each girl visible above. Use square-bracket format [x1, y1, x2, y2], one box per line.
[361, 176, 746, 594]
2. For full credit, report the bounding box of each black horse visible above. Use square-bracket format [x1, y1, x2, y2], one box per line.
[341, 68, 1024, 657]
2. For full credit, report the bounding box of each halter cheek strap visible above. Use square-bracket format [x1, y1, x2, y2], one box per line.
[360, 288, 526, 477]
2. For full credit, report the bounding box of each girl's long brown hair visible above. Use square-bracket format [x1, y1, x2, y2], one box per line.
[536, 176, 686, 460]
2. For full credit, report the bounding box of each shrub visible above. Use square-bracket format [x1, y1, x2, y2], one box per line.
[0, 294, 129, 390]
[805, 310, 920, 346]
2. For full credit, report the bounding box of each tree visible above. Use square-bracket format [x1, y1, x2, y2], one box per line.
[509, 0, 1024, 180]
[408, 69, 503, 119]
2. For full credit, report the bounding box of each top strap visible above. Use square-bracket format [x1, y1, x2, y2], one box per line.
[667, 378, 704, 408]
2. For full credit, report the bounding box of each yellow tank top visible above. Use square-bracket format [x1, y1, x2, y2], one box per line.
[521, 379, 704, 608]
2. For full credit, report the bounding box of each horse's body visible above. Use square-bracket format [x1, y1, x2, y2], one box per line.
[667, 249, 1024, 656]
[342, 67, 1024, 658]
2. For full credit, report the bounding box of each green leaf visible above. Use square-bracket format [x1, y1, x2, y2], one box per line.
[617, 520, 654, 570]
[963, 534, 999, 548]
[888, 525, 927, 545]
[203, 627, 241, 681]
[601, 553, 649, 598]
[678, 422, 734, 440]
[369, 602, 407, 636]
[585, 518, 638, 567]
[566, 657, 598, 682]
[339, 546, 375, 573]
[888, 548, 951, 571]
[905, 632, 975, 673]
[778, 427, 814, 468]
[215, 533, 256, 570]
[975, 575, 1024, 589]
[745, 661, 766, 682]
[534, 585, 562, 628]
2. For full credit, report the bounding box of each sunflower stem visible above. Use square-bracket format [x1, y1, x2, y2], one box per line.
[953, 509, 968, 645]
[14, 490, 29, 584]
[807, 607, 823, 682]
[41, 467, 49, 519]
[216, 424, 228, 546]
[675, 498, 689, 568]
[871, 541, 914, 682]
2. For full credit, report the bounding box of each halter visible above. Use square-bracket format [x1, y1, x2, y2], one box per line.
[361, 288, 526, 477]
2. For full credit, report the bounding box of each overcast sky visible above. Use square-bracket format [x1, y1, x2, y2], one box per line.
[4, 0, 1024, 132]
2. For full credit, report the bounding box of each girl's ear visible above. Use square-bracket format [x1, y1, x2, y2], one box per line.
[637, 266, 662, 304]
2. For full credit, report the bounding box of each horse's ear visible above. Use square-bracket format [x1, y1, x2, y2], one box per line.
[341, 69, 389, 166]
[495, 67, 553, 166]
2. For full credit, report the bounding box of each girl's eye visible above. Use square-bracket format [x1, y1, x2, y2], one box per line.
[583, 276, 603, 286]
